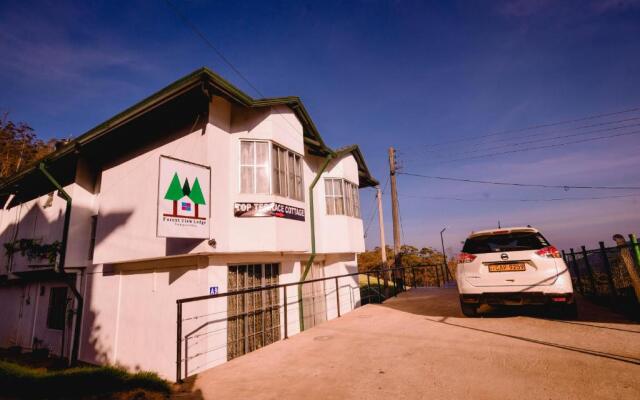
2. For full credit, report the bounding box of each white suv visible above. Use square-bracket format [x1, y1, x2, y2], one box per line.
[456, 226, 576, 318]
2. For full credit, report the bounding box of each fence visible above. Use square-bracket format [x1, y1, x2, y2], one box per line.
[562, 234, 640, 318]
[175, 263, 450, 382]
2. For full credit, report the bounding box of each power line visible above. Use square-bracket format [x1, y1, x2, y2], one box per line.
[424, 106, 640, 148]
[162, 0, 263, 97]
[398, 172, 640, 190]
[424, 119, 640, 159]
[162, 0, 304, 141]
[421, 128, 640, 165]
[399, 193, 640, 202]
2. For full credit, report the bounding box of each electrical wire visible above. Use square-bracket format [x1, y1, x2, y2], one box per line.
[363, 176, 389, 238]
[398, 172, 640, 190]
[421, 128, 640, 164]
[424, 106, 640, 148]
[399, 193, 640, 202]
[162, 0, 305, 142]
[424, 120, 640, 160]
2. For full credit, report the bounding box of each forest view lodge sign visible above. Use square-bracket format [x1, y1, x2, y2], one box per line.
[234, 202, 305, 221]
[157, 156, 210, 238]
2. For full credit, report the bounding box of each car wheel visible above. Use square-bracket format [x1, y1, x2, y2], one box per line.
[460, 301, 479, 317]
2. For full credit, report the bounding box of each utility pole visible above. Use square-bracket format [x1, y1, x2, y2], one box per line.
[388, 147, 402, 285]
[376, 186, 389, 287]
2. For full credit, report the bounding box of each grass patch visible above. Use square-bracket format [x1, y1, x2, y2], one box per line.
[358, 274, 395, 288]
[0, 360, 170, 399]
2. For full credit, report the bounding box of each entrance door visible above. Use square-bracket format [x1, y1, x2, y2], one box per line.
[227, 264, 281, 361]
[302, 262, 327, 330]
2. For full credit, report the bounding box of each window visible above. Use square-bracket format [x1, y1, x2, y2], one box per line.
[88, 215, 98, 260]
[227, 263, 280, 360]
[240, 141, 270, 194]
[46, 287, 68, 330]
[324, 178, 344, 215]
[462, 232, 549, 254]
[324, 178, 360, 217]
[242, 140, 304, 200]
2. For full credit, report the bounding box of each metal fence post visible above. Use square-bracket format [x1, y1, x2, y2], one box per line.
[569, 248, 583, 294]
[366, 273, 372, 303]
[335, 277, 341, 317]
[599, 241, 617, 302]
[402, 267, 408, 291]
[412, 266, 417, 288]
[376, 270, 383, 302]
[629, 234, 640, 270]
[580, 246, 596, 295]
[283, 285, 288, 339]
[176, 301, 182, 383]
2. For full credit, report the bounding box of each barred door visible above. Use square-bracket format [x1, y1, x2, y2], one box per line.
[302, 262, 327, 330]
[227, 264, 281, 360]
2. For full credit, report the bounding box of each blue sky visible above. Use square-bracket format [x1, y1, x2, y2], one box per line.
[1, 0, 639, 255]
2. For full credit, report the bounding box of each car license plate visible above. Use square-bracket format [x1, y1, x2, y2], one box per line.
[488, 263, 526, 272]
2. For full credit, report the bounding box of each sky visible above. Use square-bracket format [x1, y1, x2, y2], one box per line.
[1, 0, 639, 256]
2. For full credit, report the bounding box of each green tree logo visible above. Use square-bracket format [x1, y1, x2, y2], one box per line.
[188, 177, 206, 218]
[163, 172, 206, 218]
[164, 172, 184, 216]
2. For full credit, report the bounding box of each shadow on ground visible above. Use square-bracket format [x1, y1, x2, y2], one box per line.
[381, 287, 640, 326]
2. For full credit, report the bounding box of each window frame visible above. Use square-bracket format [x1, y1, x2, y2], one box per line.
[240, 140, 304, 201]
[324, 178, 360, 218]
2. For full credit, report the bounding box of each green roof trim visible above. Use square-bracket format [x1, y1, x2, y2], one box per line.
[0, 67, 377, 190]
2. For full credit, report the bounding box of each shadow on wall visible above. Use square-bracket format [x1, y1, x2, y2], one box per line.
[0, 202, 133, 369]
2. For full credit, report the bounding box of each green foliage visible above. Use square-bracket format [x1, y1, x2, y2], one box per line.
[3, 239, 61, 266]
[0, 360, 170, 398]
[0, 113, 58, 180]
[164, 172, 184, 201]
[357, 244, 444, 273]
[188, 177, 206, 205]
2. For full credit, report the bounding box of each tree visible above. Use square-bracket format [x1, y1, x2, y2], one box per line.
[0, 112, 58, 180]
[164, 172, 183, 216]
[188, 177, 206, 218]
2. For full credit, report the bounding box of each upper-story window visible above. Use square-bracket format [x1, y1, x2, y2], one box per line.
[240, 141, 270, 194]
[324, 178, 360, 217]
[240, 140, 304, 200]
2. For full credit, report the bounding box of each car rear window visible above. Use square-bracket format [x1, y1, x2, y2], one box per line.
[463, 232, 550, 254]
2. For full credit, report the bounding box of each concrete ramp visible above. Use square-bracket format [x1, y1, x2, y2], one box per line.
[187, 288, 640, 400]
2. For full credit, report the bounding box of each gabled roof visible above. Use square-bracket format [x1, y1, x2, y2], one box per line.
[0, 67, 377, 197]
[334, 145, 379, 188]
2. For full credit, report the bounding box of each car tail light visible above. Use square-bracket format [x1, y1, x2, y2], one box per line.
[551, 297, 567, 302]
[457, 252, 477, 263]
[536, 246, 561, 258]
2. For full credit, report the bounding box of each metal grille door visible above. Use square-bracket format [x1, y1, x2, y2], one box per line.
[227, 264, 281, 360]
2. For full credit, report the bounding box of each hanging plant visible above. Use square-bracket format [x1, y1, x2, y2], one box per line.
[3, 239, 61, 267]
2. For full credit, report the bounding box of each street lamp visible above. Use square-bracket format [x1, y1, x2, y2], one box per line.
[440, 228, 450, 283]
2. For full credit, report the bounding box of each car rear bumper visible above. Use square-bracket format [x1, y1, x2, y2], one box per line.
[460, 292, 575, 305]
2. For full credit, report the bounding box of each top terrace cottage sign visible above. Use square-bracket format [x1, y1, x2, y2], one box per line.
[157, 156, 210, 238]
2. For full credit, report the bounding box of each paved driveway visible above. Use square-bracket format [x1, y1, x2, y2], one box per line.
[185, 288, 640, 400]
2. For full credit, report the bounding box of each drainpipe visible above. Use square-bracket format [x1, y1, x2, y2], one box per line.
[298, 153, 334, 332]
[38, 162, 83, 366]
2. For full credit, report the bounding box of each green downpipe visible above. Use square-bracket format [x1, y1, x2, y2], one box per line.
[298, 154, 334, 332]
[38, 163, 84, 366]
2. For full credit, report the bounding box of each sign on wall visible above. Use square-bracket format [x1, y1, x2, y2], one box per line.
[157, 156, 210, 238]
[234, 202, 305, 221]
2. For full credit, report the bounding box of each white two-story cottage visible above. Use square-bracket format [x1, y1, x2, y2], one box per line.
[0, 68, 377, 380]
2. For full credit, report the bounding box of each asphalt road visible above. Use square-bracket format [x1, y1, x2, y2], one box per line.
[185, 288, 640, 400]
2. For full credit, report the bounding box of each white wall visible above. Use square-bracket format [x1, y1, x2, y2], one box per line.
[76, 252, 361, 381]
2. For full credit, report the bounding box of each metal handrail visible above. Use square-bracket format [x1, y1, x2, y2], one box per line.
[175, 263, 444, 382]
